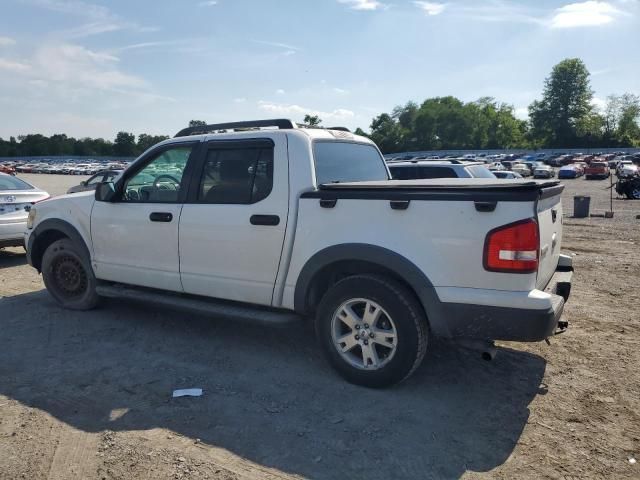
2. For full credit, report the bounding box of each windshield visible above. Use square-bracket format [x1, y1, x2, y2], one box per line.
[466, 165, 496, 178]
[314, 141, 389, 185]
[0, 175, 34, 191]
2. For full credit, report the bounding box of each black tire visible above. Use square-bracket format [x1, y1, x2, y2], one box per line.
[42, 238, 100, 310]
[315, 275, 428, 388]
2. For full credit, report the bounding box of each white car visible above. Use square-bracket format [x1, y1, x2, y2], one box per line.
[511, 163, 531, 177]
[0, 173, 49, 249]
[617, 161, 638, 178]
[25, 119, 573, 387]
[533, 165, 555, 179]
[487, 162, 506, 171]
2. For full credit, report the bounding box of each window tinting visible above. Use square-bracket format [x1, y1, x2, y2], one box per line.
[199, 147, 273, 204]
[314, 142, 388, 185]
[466, 165, 496, 178]
[389, 165, 458, 179]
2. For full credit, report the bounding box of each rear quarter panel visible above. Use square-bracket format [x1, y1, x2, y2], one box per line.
[282, 197, 539, 310]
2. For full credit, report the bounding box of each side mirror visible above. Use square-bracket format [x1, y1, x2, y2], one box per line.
[95, 181, 117, 202]
[80, 180, 87, 186]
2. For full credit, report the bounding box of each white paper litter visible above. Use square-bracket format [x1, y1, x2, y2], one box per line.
[172, 388, 203, 398]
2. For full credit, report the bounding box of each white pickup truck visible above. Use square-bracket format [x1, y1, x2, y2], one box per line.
[25, 119, 573, 387]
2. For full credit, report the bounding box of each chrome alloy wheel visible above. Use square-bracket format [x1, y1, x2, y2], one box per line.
[331, 298, 398, 370]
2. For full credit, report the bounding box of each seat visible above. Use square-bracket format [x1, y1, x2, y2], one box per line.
[203, 159, 252, 204]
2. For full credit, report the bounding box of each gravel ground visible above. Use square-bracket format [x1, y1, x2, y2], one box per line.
[0, 173, 639, 479]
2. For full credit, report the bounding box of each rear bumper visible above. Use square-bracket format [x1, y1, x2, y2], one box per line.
[438, 258, 573, 342]
[0, 220, 27, 248]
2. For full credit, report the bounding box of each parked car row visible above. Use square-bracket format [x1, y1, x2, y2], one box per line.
[5, 160, 129, 175]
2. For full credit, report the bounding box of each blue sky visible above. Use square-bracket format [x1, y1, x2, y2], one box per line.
[0, 0, 638, 139]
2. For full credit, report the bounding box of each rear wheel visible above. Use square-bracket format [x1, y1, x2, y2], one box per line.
[315, 275, 428, 388]
[42, 238, 99, 310]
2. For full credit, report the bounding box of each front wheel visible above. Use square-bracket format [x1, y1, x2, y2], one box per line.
[42, 238, 100, 310]
[315, 275, 428, 388]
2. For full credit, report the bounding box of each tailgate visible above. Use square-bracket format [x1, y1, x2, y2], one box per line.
[536, 185, 565, 289]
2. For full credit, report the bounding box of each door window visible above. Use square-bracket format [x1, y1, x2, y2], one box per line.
[123, 146, 192, 203]
[198, 147, 273, 204]
[86, 174, 105, 185]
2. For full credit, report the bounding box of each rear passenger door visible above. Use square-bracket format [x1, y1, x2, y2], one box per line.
[179, 137, 289, 306]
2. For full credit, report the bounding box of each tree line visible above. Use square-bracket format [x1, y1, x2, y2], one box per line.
[1, 59, 638, 157]
[367, 58, 639, 153]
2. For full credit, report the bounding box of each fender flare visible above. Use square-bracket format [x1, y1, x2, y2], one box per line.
[28, 219, 91, 272]
[293, 243, 450, 337]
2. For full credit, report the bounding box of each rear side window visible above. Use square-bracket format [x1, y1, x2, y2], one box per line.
[420, 166, 457, 179]
[466, 165, 496, 178]
[314, 141, 388, 185]
[198, 147, 273, 204]
[389, 166, 414, 180]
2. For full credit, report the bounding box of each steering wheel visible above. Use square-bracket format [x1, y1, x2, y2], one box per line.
[153, 174, 180, 191]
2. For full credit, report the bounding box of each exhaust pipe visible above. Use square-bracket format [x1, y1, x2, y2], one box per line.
[455, 339, 497, 361]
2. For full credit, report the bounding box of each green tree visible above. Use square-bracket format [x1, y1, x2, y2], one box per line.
[189, 120, 207, 127]
[303, 114, 322, 127]
[529, 58, 594, 147]
[137, 134, 170, 154]
[113, 131, 136, 157]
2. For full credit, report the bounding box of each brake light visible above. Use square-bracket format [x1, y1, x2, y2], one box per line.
[484, 219, 539, 273]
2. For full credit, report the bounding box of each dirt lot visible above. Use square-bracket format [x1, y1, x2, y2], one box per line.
[1, 173, 639, 479]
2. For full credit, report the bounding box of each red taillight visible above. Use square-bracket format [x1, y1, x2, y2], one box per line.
[484, 219, 539, 273]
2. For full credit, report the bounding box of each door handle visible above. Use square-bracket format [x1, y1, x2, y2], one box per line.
[250, 214, 280, 226]
[149, 212, 173, 222]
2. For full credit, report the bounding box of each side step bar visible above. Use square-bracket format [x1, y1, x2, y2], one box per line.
[96, 283, 302, 327]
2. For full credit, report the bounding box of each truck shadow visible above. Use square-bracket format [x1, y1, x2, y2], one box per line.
[0, 291, 547, 479]
[0, 248, 27, 269]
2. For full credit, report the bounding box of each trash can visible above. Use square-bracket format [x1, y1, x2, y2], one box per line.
[574, 196, 591, 218]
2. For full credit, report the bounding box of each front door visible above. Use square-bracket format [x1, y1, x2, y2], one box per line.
[91, 144, 196, 292]
[179, 137, 289, 306]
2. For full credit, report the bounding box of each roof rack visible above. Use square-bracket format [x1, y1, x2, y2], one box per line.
[175, 119, 352, 138]
[175, 119, 296, 137]
[386, 158, 465, 165]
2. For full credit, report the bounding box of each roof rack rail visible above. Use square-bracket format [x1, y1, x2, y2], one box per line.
[175, 119, 296, 137]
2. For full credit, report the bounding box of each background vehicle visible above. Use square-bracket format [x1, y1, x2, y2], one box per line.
[492, 171, 523, 179]
[0, 164, 16, 176]
[511, 163, 531, 177]
[533, 165, 555, 179]
[0, 173, 49, 249]
[584, 162, 610, 180]
[67, 169, 124, 194]
[558, 165, 580, 179]
[25, 119, 572, 388]
[617, 161, 638, 178]
[388, 161, 496, 179]
[615, 175, 640, 199]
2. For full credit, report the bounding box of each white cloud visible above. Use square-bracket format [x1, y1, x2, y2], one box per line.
[0, 37, 16, 47]
[26, 0, 157, 38]
[33, 44, 146, 90]
[253, 40, 301, 53]
[258, 101, 355, 121]
[550, 1, 622, 28]
[276, 89, 285, 95]
[0, 58, 31, 72]
[233, 97, 247, 103]
[198, 0, 218, 5]
[413, 1, 447, 16]
[592, 96, 607, 111]
[337, 0, 386, 11]
[514, 107, 529, 120]
[333, 87, 349, 94]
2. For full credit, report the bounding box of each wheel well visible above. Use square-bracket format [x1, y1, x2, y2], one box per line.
[304, 260, 423, 316]
[31, 230, 69, 271]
